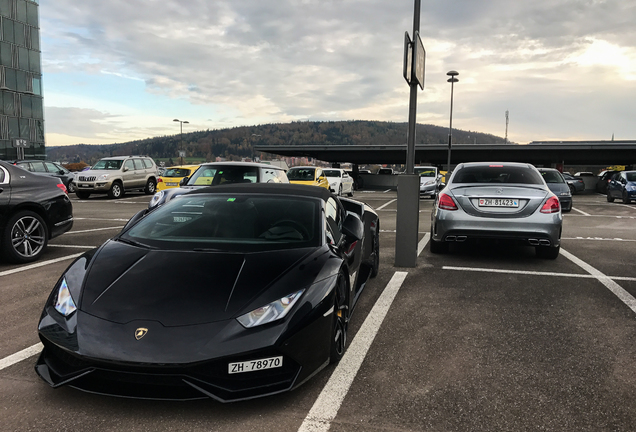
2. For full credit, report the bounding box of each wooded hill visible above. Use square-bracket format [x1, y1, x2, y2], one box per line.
[46, 120, 507, 164]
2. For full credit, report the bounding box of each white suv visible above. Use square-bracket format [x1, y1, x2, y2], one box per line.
[75, 156, 158, 199]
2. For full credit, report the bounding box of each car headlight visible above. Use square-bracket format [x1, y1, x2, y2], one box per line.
[626, 184, 636, 191]
[423, 180, 435, 186]
[149, 190, 165, 208]
[54, 278, 77, 317]
[237, 290, 305, 328]
[97, 174, 109, 181]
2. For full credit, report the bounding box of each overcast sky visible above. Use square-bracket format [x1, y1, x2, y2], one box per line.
[40, 0, 636, 146]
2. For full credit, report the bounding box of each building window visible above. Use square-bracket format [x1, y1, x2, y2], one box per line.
[17, 46, 27, 69]
[28, 48, 37, 73]
[8, 115, 18, 138]
[0, 41, 12, 66]
[30, 26, 37, 50]
[14, 21, 24, 46]
[4, 67, 15, 90]
[0, 0, 12, 19]
[16, 69, 25, 91]
[26, 2, 36, 26]
[20, 92, 29, 117]
[31, 74, 39, 95]
[16, 0, 26, 23]
[3, 18, 14, 43]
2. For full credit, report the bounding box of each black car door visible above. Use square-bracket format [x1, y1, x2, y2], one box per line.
[0, 165, 12, 226]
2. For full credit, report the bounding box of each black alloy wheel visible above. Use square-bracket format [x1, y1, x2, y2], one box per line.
[2, 211, 48, 263]
[75, 191, 90, 200]
[568, 184, 575, 195]
[330, 273, 349, 363]
[536, 245, 560, 260]
[67, 181, 76, 194]
[623, 191, 631, 204]
[108, 182, 124, 199]
[145, 179, 157, 195]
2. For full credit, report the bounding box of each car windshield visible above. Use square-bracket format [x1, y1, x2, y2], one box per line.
[540, 171, 565, 184]
[186, 165, 258, 186]
[453, 166, 544, 185]
[323, 170, 341, 177]
[414, 168, 436, 177]
[626, 172, 636, 182]
[93, 160, 123, 170]
[123, 194, 320, 252]
[163, 168, 191, 177]
[287, 168, 315, 180]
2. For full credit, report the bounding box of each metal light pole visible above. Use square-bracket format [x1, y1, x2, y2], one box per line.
[173, 119, 189, 165]
[446, 71, 458, 174]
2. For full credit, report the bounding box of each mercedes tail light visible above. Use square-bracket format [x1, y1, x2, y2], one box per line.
[56, 182, 68, 194]
[438, 193, 458, 211]
[540, 196, 560, 213]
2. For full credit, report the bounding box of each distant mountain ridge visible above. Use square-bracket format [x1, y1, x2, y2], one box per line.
[46, 120, 507, 164]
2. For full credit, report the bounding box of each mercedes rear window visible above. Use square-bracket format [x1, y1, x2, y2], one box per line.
[453, 166, 544, 185]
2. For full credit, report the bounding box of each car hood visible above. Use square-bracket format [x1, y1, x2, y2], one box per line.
[79, 240, 317, 326]
[78, 169, 117, 177]
[545, 183, 570, 195]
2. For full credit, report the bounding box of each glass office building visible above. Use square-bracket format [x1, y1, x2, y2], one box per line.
[0, 0, 44, 160]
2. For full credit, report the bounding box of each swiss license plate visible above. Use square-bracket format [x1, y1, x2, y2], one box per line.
[81, 184, 89, 188]
[166, 182, 177, 186]
[479, 198, 519, 207]
[228, 356, 283, 374]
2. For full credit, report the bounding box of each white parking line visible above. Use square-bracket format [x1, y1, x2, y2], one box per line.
[417, 233, 430, 256]
[383, 189, 392, 193]
[563, 237, 636, 242]
[298, 271, 409, 432]
[443, 266, 636, 282]
[0, 253, 83, 277]
[0, 343, 43, 371]
[65, 226, 124, 234]
[571, 207, 591, 216]
[561, 248, 636, 315]
[376, 199, 397, 210]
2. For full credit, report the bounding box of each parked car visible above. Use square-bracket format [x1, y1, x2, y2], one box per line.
[35, 183, 380, 402]
[286, 166, 330, 190]
[574, 171, 594, 177]
[324, 168, 354, 196]
[10, 160, 77, 194]
[537, 168, 572, 212]
[596, 170, 620, 194]
[75, 156, 159, 199]
[377, 168, 394, 175]
[430, 162, 562, 259]
[606, 170, 636, 203]
[414, 166, 440, 198]
[0, 161, 73, 263]
[561, 172, 585, 194]
[156, 165, 200, 191]
[149, 162, 289, 209]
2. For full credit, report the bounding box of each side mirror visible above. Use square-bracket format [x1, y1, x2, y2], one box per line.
[120, 209, 148, 232]
[341, 214, 363, 241]
[123, 167, 129, 172]
[179, 177, 189, 186]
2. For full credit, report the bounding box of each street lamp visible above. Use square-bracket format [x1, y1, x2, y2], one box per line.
[446, 70, 459, 174]
[173, 119, 189, 165]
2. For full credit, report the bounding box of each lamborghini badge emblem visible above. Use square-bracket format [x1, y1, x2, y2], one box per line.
[135, 328, 148, 340]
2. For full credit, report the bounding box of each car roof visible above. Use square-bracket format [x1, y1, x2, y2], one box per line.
[459, 162, 534, 169]
[186, 183, 332, 200]
[198, 161, 284, 170]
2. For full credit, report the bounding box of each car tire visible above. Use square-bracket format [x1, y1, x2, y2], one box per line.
[1, 210, 48, 263]
[145, 179, 157, 195]
[568, 184, 575, 195]
[563, 202, 572, 212]
[429, 236, 448, 254]
[348, 186, 354, 197]
[75, 191, 90, 200]
[338, 185, 342, 196]
[330, 273, 349, 363]
[623, 191, 631, 204]
[67, 181, 76, 194]
[370, 230, 380, 278]
[108, 181, 124, 199]
[607, 192, 614, 202]
[536, 245, 560, 260]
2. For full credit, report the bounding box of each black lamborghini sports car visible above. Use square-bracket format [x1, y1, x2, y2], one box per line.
[36, 184, 380, 402]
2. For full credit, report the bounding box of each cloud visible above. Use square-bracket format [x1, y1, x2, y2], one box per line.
[39, 0, 636, 144]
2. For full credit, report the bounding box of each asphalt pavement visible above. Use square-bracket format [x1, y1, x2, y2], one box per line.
[1, 190, 635, 431]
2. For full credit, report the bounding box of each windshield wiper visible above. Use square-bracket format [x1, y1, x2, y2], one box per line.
[116, 237, 155, 249]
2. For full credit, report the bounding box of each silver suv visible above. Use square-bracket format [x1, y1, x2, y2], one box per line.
[75, 156, 158, 199]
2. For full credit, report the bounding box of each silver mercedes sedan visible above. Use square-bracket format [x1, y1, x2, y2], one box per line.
[430, 162, 563, 259]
